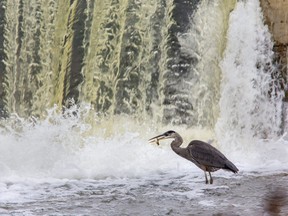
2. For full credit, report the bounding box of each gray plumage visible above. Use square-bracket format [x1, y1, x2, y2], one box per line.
[149, 130, 239, 184]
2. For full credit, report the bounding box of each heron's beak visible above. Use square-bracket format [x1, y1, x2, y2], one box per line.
[148, 134, 167, 146]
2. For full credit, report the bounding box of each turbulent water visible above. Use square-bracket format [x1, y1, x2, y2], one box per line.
[1, 0, 288, 215]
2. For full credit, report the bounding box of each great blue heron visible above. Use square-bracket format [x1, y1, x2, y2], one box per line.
[149, 130, 239, 184]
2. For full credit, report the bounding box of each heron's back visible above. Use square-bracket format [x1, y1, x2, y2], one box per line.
[187, 140, 238, 173]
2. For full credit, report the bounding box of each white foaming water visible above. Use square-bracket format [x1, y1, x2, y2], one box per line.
[0, 106, 231, 208]
[216, 1, 288, 171]
[0, 105, 195, 180]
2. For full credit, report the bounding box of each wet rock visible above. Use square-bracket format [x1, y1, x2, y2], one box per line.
[260, 0, 288, 100]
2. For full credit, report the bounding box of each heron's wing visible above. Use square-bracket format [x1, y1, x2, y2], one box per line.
[187, 140, 228, 169]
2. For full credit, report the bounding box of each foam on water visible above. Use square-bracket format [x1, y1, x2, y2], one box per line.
[0, 105, 196, 181]
[0, 103, 287, 182]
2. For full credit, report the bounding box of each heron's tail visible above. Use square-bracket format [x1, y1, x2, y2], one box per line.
[224, 160, 239, 173]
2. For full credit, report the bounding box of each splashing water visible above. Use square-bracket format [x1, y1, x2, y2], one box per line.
[215, 1, 288, 170]
[0, 105, 192, 180]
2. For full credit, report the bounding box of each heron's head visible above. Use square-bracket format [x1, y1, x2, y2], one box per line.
[148, 130, 177, 145]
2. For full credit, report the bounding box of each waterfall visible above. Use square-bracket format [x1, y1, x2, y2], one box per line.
[178, 0, 236, 128]
[0, 0, 239, 128]
[0, 0, 287, 179]
[216, 1, 283, 153]
[0, 0, 178, 121]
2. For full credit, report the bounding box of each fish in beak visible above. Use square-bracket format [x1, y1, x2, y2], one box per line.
[148, 133, 168, 146]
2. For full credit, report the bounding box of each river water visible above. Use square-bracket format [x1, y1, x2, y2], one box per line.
[1, 171, 288, 215]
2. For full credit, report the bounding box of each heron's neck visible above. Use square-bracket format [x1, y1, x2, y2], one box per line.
[170, 135, 184, 153]
[170, 136, 190, 159]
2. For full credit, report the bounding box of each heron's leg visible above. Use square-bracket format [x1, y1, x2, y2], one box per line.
[204, 172, 208, 184]
[209, 172, 213, 184]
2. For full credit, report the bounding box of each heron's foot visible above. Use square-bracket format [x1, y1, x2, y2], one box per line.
[205, 179, 209, 184]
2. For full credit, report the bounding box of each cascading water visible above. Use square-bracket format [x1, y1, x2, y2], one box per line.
[215, 1, 286, 168]
[178, 0, 236, 128]
[1, 0, 282, 178]
[0, 0, 288, 215]
[0, 0, 201, 124]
